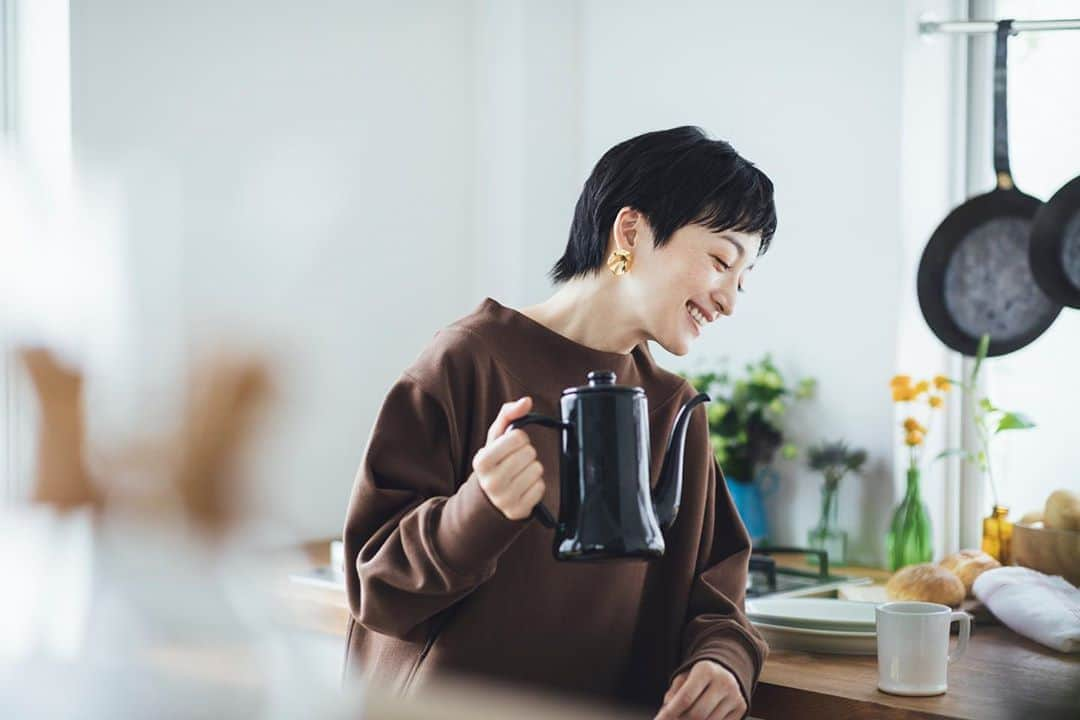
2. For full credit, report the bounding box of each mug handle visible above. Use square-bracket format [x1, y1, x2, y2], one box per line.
[948, 610, 972, 663]
[508, 413, 573, 529]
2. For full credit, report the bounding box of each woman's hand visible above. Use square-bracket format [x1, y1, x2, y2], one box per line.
[472, 397, 546, 521]
[655, 660, 746, 720]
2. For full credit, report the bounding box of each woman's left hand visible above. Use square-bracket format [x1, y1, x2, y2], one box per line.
[654, 660, 746, 720]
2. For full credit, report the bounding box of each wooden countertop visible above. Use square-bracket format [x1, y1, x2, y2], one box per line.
[282, 542, 1080, 720]
[753, 553, 1080, 719]
[275, 540, 351, 636]
[752, 619, 1079, 720]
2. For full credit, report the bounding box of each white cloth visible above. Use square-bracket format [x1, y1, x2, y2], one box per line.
[972, 566, 1080, 653]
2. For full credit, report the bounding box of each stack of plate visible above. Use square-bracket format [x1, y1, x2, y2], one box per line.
[746, 598, 879, 655]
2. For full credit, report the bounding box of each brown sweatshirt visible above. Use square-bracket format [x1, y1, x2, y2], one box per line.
[342, 298, 767, 712]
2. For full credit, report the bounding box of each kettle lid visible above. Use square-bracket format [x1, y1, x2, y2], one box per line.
[562, 370, 644, 397]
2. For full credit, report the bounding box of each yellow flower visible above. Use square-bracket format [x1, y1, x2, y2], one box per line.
[890, 375, 912, 388]
[905, 429, 924, 446]
[913, 380, 930, 396]
[933, 375, 951, 392]
[892, 386, 913, 402]
[929, 395, 943, 409]
[903, 417, 927, 434]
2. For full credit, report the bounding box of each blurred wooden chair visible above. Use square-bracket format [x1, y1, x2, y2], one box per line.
[19, 347, 270, 536]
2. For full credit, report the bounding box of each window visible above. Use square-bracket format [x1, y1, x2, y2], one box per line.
[982, 0, 1080, 518]
[1, 0, 18, 503]
[1, 0, 73, 503]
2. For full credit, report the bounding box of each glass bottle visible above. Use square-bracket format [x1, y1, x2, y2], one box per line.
[981, 504, 1013, 563]
[807, 482, 847, 565]
[886, 467, 933, 570]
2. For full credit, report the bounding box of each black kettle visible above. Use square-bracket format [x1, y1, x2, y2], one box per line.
[510, 370, 709, 561]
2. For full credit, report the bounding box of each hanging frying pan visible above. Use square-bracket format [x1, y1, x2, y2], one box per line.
[917, 20, 1062, 357]
[1030, 174, 1080, 308]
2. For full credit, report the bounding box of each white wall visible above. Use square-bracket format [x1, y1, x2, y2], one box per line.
[69, 0, 963, 563]
[470, 0, 582, 306]
[70, 0, 478, 540]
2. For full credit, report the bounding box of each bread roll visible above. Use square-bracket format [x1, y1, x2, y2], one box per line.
[1044, 490, 1080, 532]
[939, 549, 1001, 596]
[1019, 510, 1044, 525]
[886, 563, 965, 607]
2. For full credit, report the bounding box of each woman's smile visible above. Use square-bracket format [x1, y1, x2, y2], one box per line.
[687, 304, 701, 337]
[686, 299, 715, 338]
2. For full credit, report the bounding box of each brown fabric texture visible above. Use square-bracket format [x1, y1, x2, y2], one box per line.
[342, 298, 767, 711]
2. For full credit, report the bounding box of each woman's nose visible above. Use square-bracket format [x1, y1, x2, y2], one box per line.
[711, 293, 733, 317]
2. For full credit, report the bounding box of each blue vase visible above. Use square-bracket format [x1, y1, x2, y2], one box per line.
[726, 469, 777, 545]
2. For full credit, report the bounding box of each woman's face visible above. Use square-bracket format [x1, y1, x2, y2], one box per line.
[620, 213, 761, 356]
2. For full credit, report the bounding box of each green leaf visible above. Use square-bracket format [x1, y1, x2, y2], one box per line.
[745, 382, 783, 405]
[780, 443, 798, 460]
[933, 448, 972, 463]
[978, 397, 998, 412]
[692, 355, 814, 476]
[707, 403, 728, 426]
[996, 412, 1036, 433]
[846, 449, 867, 471]
[795, 377, 817, 399]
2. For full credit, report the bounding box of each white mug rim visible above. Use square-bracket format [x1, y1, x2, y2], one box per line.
[876, 601, 953, 616]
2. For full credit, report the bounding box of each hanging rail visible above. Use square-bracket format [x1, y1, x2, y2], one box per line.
[920, 18, 1080, 35]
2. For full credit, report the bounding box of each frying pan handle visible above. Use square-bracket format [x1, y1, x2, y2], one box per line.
[993, 20, 1015, 189]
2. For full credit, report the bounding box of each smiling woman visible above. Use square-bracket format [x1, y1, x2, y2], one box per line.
[532, 126, 775, 357]
[343, 126, 777, 718]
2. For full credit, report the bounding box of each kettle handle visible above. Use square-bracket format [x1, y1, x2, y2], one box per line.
[508, 413, 572, 529]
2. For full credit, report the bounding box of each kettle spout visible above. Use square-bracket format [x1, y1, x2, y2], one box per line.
[653, 392, 710, 530]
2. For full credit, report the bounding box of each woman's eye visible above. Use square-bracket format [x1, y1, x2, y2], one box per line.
[711, 255, 731, 271]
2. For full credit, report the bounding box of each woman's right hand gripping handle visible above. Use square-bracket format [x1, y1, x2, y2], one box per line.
[472, 397, 547, 521]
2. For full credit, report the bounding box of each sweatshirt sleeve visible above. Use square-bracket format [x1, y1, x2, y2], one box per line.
[342, 373, 529, 640]
[672, 456, 769, 712]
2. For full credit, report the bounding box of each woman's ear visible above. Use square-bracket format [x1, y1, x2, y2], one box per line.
[613, 207, 640, 251]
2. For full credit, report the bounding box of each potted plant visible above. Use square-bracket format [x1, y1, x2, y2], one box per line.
[886, 370, 950, 570]
[936, 334, 1035, 563]
[806, 440, 867, 565]
[683, 356, 815, 544]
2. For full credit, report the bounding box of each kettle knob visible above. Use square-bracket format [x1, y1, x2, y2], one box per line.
[587, 370, 617, 386]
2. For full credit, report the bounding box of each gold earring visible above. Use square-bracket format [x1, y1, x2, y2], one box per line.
[607, 249, 632, 276]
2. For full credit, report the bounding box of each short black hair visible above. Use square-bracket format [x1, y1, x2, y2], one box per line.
[550, 126, 777, 284]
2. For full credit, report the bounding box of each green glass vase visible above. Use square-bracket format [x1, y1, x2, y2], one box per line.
[886, 467, 933, 570]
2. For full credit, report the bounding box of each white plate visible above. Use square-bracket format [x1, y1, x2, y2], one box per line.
[838, 584, 889, 603]
[751, 621, 878, 655]
[746, 598, 878, 631]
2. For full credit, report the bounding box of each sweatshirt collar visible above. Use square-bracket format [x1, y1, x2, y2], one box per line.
[477, 297, 652, 393]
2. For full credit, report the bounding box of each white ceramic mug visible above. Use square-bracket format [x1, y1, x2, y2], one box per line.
[876, 601, 971, 696]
